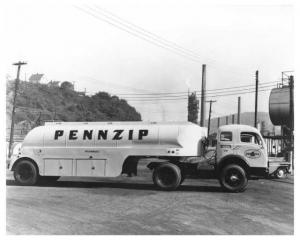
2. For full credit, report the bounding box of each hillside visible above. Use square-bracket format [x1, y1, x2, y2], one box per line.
[6, 80, 142, 128]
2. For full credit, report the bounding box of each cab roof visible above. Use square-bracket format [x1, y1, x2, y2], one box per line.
[218, 124, 260, 133]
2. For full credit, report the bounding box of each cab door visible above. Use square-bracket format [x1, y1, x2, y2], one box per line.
[238, 131, 267, 168]
[216, 131, 235, 164]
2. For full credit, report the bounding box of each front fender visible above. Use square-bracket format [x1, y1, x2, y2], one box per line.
[217, 154, 250, 172]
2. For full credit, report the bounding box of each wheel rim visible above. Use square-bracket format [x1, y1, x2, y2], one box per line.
[224, 169, 243, 187]
[277, 169, 284, 178]
[17, 163, 34, 182]
[157, 167, 177, 186]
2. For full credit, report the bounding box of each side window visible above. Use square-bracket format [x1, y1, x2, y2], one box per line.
[240, 132, 262, 146]
[220, 132, 232, 142]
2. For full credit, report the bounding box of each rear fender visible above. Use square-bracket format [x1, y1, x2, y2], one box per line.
[10, 157, 40, 175]
[147, 161, 168, 170]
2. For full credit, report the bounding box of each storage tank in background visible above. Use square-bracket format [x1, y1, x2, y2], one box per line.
[269, 87, 291, 126]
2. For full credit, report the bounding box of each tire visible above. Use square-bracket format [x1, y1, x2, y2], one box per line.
[219, 164, 248, 192]
[180, 175, 185, 185]
[275, 168, 286, 179]
[13, 159, 39, 186]
[153, 163, 182, 190]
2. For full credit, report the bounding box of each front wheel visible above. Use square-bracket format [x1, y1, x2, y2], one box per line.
[275, 168, 286, 179]
[14, 159, 39, 186]
[219, 164, 248, 192]
[153, 163, 182, 190]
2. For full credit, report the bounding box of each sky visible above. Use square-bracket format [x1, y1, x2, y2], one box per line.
[3, 0, 294, 122]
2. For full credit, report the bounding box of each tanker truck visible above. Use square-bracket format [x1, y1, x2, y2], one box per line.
[8, 121, 269, 192]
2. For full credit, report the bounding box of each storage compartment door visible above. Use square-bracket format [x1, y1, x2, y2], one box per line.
[91, 159, 106, 177]
[76, 159, 106, 177]
[44, 159, 73, 176]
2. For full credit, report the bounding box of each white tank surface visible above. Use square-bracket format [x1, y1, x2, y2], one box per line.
[10, 121, 207, 178]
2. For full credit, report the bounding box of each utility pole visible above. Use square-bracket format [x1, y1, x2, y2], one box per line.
[289, 75, 294, 132]
[187, 88, 190, 121]
[206, 100, 216, 136]
[237, 96, 241, 124]
[289, 75, 294, 172]
[8, 61, 27, 158]
[53, 107, 57, 121]
[200, 64, 206, 126]
[217, 117, 220, 128]
[254, 70, 259, 128]
[232, 114, 235, 124]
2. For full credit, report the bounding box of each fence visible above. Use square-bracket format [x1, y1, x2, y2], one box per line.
[263, 135, 290, 157]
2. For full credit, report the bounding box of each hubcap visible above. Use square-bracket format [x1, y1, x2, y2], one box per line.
[277, 169, 284, 178]
[158, 167, 176, 186]
[230, 174, 239, 182]
[225, 169, 243, 187]
[18, 164, 33, 181]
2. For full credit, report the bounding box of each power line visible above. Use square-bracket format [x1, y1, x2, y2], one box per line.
[126, 87, 275, 101]
[75, 4, 290, 90]
[83, 5, 251, 77]
[75, 6, 202, 63]
[86, 81, 279, 96]
[76, 5, 273, 79]
[205, 81, 278, 92]
[90, 5, 207, 61]
[118, 84, 277, 99]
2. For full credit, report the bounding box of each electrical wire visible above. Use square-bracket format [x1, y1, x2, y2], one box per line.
[86, 81, 279, 96]
[75, 6, 202, 63]
[117, 84, 277, 99]
[126, 87, 274, 102]
[75, 5, 287, 83]
[90, 5, 207, 61]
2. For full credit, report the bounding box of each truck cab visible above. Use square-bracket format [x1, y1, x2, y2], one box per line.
[215, 125, 269, 192]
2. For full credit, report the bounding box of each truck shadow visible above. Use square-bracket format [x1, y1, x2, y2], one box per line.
[6, 179, 223, 193]
[265, 178, 294, 185]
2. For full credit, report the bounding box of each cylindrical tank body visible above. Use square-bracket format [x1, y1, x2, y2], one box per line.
[269, 87, 291, 126]
[12, 122, 208, 176]
[21, 121, 207, 157]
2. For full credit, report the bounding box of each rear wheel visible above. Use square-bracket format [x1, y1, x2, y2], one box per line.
[14, 159, 39, 186]
[153, 163, 182, 190]
[219, 164, 248, 192]
[180, 176, 185, 185]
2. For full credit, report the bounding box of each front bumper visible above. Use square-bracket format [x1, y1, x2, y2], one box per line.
[249, 167, 269, 178]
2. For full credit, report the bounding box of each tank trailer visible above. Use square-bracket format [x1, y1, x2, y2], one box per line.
[8, 121, 269, 192]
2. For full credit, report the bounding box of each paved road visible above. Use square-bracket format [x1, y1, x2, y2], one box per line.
[6, 161, 293, 235]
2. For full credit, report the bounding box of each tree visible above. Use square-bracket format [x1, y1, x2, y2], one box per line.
[188, 92, 199, 124]
[60, 81, 74, 91]
[6, 80, 142, 126]
[260, 120, 267, 136]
